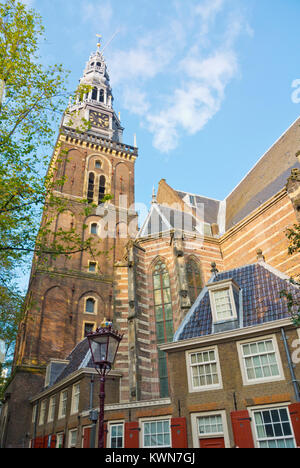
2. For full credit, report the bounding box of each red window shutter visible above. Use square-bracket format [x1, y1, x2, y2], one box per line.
[43, 435, 49, 448]
[83, 427, 91, 449]
[230, 410, 254, 448]
[171, 418, 188, 448]
[50, 435, 56, 449]
[289, 403, 300, 447]
[125, 422, 140, 448]
[104, 423, 108, 448]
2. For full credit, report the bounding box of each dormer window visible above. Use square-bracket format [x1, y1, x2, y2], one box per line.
[213, 289, 233, 321]
[207, 279, 240, 329]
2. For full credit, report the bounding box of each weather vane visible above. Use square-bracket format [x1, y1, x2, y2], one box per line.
[96, 33, 102, 50]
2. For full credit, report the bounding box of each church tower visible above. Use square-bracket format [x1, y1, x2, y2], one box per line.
[11, 40, 138, 396]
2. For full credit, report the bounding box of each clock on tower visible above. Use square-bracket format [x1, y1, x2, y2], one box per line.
[90, 110, 109, 129]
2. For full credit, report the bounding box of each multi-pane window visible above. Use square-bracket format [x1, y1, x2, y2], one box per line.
[68, 429, 78, 448]
[198, 414, 223, 435]
[213, 289, 233, 321]
[59, 391, 68, 419]
[71, 384, 80, 414]
[91, 223, 98, 235]
[88, 261, 97, 273]
[153, 260, 174, 398]
[143, 420, 171, 448]
[85, 298, 96, 314]
[39, 400, 47, 425]
[48, 396, 56, 422]
[98, 175, 106, 204]
[110, 423, 124, 448]
[186, 258, 202, 305]
[189, 349, 220, 389]
[87, 173, 95, 203]
[253, 408, 295, 448]
[241, 339, 280, 382]
[56, 433, 64, 448]
[84, 322, 95, 338]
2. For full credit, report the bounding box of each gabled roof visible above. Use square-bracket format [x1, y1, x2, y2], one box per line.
[53, 338, 93, 385]
[174, 262, 300, 342]
[137, 201, 209, 239]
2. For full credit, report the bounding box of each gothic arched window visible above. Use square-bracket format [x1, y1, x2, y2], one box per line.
[99, 89, 104, 103]
[98, 175, 106, 204]
[92, 87, 98, 100]
[186, 258, 202, 305]
[152, 260, 174, 398]
[87, 173, 95, 203]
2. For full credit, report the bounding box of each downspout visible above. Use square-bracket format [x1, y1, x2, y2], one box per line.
[281, 328, 300, 402]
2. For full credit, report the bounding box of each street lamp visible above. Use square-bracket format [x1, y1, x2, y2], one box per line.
[87, 319, 123, 448]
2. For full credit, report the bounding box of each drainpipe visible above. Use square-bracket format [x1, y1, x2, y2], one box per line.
[281, 328, 300, 402]
[89, 375, 98, 448]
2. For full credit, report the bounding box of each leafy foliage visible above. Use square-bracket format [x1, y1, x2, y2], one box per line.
[0, 1, 101, 392]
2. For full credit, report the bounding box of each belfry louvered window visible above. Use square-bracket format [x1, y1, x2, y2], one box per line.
[87, 173, 95, 203]
[186, 258, 202, 305]
[152, 260, 174, 398]
[98, 175, 106, 204]
[92, 87, 98, 100]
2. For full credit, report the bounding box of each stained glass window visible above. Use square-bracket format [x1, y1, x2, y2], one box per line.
[153, 260, 174, 397]
[186, 258, 202, 305]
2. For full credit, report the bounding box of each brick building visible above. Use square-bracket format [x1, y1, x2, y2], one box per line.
[0, 43, 300, 448]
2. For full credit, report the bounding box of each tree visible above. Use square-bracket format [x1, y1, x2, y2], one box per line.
[0, 0, 100, 388]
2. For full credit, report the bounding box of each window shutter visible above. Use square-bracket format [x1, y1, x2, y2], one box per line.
[83, 427, 91, 449]
[230, 410, 254, 448]
[171, 418, 188, 448]
[50, 435, 56, 449]
[104, 423, 108, 448]
[289, 403, 300, 447]
[125, 422, 140, 448]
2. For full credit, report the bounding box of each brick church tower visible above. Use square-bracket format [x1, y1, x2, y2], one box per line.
[4, 43, 138, 447]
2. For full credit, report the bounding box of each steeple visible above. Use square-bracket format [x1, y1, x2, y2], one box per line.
[62, 36, 124, 143]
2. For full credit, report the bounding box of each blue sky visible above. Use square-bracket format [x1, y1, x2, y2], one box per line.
[24, 0, 300, 208]
[13, 0, 298, 256]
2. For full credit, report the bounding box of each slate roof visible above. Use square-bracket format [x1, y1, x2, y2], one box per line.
[137, 202, 210, 238]
[176, 191, 221, 225]
[53, 338, 93, 385]
[175, 262, 300, 342]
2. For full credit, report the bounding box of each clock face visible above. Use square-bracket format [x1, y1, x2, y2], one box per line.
[90, 111, 109, 129]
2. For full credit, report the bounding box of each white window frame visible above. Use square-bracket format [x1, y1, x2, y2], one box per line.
[32, 404, 37, 424]
[186, 345, 223, 393]
[58, 390, 68, 419]
[248, 402, 296, 449]
[237, 334, 285, 386]
[107, 421, 125, 448]
[39, 400, 47, 426]
[71, 383, 80, 415]
[68, 428, 78, 448]
[191, 410, 230, 448]
[90, 222, 99, 235]
[140, 416, 172, 449]
[207, 279, 239, 324]
[48, 396, 56, 422]
[56, 432, 64, 449]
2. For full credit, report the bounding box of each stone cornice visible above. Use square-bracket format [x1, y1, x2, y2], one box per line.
[60, 127, 138, 160]
[159, 318, 295, 352]
[220, 188, 288, 244]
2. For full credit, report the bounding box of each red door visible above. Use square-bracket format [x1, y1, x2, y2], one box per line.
[199, 437, 225, 448]
[83, 427, 91, 449]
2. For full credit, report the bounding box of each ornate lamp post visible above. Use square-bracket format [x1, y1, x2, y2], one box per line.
[87, 319, 123, 448]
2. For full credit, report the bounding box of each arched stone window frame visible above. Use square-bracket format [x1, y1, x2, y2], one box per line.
[152, 258, 174, 398]
[186, 256, 203, 305]
[84, 296, 97, 315]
